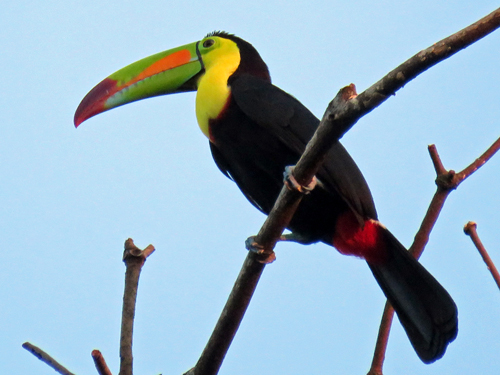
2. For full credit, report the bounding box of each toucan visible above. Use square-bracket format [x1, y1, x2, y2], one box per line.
[75, 31, 458, 363]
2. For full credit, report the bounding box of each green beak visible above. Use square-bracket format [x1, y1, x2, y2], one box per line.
[74, 41, 202, 127]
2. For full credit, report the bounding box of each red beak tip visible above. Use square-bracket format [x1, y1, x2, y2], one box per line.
[74, 77, 118, 128]
[74, 114, 84, 128]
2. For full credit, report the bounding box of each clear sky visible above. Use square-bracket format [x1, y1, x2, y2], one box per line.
[1, 1, 499, 374]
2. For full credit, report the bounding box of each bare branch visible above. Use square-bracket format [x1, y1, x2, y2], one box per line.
[192, 252, 265, 375]
[92, 349, 114, 375]
[412, 135, 500, 258]
[428, 144, 448, 177]
[22, 342, 76, 375]
[368, 303, 395, 375]
[407, 144, 469, 258]
[120, 239, 155, 375]
[464, 222, 500, 290]
[456, 137, 500, 183]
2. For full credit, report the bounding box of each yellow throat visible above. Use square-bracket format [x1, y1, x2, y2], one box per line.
[196, 37, 241, 139]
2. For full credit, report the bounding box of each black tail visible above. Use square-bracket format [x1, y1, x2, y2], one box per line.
[368, 228, 458, 363]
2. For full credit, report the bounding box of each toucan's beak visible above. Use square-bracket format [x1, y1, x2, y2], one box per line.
[74, 41, 202, 127]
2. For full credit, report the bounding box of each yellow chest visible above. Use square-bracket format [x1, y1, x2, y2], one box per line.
[195, 53, 240, 139]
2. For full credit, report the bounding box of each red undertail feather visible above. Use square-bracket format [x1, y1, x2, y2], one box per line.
[332, 211, 388, 264]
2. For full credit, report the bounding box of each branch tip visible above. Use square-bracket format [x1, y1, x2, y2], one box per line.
[120, 238, 154, 375]
[428, 144, 447, 176]
[22, 342, 76, 375]
[463, 221, 500, 290]
[92, 350, 113, 375]
[463, 221, 477, 235]
[123, 238, 156, 261]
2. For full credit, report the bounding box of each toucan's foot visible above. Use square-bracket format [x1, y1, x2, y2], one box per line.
[245, 236, 276, 264]
[283, 166, 317, 194]
[245, 236, 265, 254]
[280, 232, 318, 245]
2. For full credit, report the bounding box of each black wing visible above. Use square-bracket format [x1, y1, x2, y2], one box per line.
[230, 74, 377, 220]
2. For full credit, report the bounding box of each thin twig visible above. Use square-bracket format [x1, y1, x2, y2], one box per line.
[368, 136, 500, 374]
[456, 136, 500, 183]
[22, 342, 76, 375]
[120, 238, 155, 375]
[428, 144, 448, 176]
[367, 303, 394, 375]
[464, 222, 500, 290]
[92, 349, 114, 375]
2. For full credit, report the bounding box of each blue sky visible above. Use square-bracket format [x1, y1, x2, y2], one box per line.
[1, 1, 499, 374]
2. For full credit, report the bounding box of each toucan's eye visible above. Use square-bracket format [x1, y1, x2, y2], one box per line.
[203, 39, 215, 48]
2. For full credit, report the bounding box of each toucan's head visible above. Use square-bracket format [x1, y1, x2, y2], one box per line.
[74, 32, 270, 128]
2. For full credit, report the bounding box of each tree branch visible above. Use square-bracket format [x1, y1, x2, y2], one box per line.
[186, 252, 265, 375]
[120, 239, 155, 375]
[464, 222, 500, 290]
[92, 349, 114, 375]
[22, 342, 76, 375]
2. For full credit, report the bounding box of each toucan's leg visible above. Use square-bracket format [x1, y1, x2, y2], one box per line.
[280, 232, 318, 244]
[283, 166, 317, 194]
[245, 236, 265, 254]
[244, 236, 276, 263]
[245, 232, 317, 254]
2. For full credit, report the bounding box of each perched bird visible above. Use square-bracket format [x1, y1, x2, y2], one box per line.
[75, 31, 458, 363]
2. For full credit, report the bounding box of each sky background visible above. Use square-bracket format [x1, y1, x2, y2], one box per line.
[1, 1, 500, 374]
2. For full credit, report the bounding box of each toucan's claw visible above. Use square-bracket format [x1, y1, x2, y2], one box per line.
[245, 232, 317, 263]
[283, 166, 317, 194]
[280, 232, 318, 245]
[245, 236, 265, 253]
[245, 236, 276, 264]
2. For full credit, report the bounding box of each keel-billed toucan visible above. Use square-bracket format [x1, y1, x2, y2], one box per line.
[75, 32, 458, 363]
